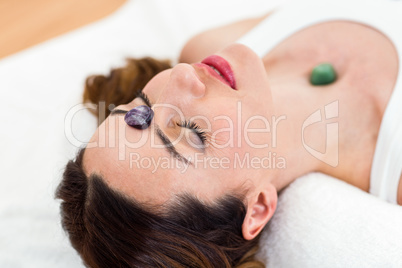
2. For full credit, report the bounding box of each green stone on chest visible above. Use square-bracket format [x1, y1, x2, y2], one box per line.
[310, 63, 337, 85]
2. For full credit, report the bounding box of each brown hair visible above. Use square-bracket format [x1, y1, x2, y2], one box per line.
[57, 57, 265, 267]
[56, 149, 265, 267]
[83, 57, 171, 123]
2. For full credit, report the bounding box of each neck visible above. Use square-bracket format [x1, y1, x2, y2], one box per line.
[266, 77, 336, 191]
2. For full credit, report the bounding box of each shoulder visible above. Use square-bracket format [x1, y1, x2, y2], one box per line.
[179, 14, 270, 63]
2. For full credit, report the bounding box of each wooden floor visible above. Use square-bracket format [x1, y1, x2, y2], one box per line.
[0, 0, 127, 59]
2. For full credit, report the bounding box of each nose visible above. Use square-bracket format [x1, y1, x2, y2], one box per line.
[160, 63, 206, 103]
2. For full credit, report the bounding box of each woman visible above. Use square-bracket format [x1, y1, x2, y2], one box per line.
[56, 1, 402, 267]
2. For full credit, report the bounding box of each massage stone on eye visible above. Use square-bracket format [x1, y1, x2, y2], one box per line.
[124, 105, 154, 129]
[310, 63, 337, 85]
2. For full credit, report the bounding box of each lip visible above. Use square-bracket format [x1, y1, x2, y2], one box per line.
[198, 55, 236, 90]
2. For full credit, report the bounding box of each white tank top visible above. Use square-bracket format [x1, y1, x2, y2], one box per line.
[237, 0, 402, 204]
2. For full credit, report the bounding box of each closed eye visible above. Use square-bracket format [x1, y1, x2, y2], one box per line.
[177, 120, 207, 146]
[109, 91, 192, 164]
[137, 92, 207, 147]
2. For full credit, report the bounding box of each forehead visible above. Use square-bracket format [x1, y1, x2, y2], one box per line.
[82, 115, 240, 205]
[82, 114, 180, 203]
[82, 113, 234, 205]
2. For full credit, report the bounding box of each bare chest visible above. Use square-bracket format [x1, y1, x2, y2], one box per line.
[263, 21, 399, 191]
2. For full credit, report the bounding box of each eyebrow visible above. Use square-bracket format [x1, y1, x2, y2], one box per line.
[110, 109, 127, 115]
[110, 92, 151, 116]
[110, 94, 191, 165]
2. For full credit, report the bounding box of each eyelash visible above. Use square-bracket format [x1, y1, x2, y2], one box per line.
[177, 120, 207, 145]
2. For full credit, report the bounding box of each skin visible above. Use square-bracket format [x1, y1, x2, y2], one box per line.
[83, 14, 401, 240]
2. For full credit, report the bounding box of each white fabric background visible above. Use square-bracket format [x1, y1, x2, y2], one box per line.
[0, 0, 401, 267]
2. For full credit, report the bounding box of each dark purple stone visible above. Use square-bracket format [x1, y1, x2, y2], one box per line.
[124, 105, 154, 129]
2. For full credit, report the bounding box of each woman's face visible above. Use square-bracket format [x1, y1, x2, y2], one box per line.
[83, 44, 274, 204]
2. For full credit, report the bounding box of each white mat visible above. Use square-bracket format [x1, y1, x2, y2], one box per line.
[0, 0, 401, 267]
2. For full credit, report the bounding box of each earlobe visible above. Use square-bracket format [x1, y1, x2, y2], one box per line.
[242, 185, 277, 240]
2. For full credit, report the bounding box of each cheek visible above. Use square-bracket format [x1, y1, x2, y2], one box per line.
[205, 106, 240, 150]
[242, 116, 272, 150]
[210, 124, 235, 149]
[211, 103, 273, 155]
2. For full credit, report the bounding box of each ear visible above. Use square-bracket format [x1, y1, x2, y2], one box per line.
[242, 184, 277, 240]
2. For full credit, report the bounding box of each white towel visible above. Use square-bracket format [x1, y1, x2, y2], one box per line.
[258, 173, 402, 267]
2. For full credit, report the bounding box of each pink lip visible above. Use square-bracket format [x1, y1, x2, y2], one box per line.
[199, 55, 236, 90]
